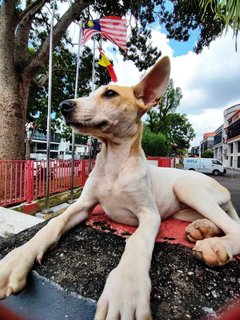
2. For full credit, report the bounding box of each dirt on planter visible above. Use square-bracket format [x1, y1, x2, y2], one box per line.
[0, 221, 240, 320]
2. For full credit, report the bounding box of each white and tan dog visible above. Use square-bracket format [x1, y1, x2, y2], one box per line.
[0, 57, 240, 319]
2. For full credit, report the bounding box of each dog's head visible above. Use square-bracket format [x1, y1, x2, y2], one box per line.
[60, 56, 170, 140]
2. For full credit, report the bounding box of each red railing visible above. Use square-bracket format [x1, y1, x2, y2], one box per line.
[147, 156, 174, 168]
[0, 157, 172, 208]
[0, 159, 94, 207]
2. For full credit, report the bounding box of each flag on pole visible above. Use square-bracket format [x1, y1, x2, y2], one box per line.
[82, 16, 127, 51]
[98, 48, 118, 82]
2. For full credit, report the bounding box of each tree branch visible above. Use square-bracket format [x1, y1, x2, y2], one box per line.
[18, 0, 47, 22]
[24, 0, 91, 80]
[14, 0, 48, 70]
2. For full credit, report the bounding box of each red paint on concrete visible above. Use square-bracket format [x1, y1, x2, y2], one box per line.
[86, 205, 193, 248]
[22, 203, 38, 215]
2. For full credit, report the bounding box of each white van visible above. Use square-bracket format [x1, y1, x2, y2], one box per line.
[183, 158, 226, 176]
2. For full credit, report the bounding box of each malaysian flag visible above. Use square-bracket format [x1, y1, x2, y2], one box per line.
[82, 16, 127, 51]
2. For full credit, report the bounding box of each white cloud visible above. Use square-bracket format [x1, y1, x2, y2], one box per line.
[171, 31, 240, 145]
[187, 108, 224, 146]
[172, 34, 240, 115]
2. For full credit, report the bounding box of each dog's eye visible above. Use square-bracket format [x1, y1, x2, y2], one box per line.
[103, 90, 119, 98]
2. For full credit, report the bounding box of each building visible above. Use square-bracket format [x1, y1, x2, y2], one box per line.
[29, 130, 89, 160]
[224, 104, 240, 169]
[212, 103, 240, 170]
[58, 139, 89, 160]
[200, 132, 215, 155]
[30, 131, 61, 159]
[190, 146, 199, 157]
[213, 125, 224, 163]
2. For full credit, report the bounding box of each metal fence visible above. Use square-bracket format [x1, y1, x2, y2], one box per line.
[0, 159, 94, 207]
[0, 157, 172, 207]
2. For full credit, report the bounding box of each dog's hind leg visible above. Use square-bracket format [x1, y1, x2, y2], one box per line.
[222, 200, 240, 223]
[0, 187, 97, 300]
[173, 209, 223, 243]
[173, 178, 240, 266]
[184, 200, 240, 243]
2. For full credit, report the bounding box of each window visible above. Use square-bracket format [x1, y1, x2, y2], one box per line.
[230, 143, 233, 153]
[230, 156, 233, 167]
[212, 160, 222, 165]
[50, 144, 58, 150]
[238, 156, 240, 168]
[37, 143, 46, 150]
[227, 118, 240, 140]
[238, 142, 240, 153]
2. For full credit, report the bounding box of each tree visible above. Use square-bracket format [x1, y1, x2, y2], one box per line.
[0, 1, 89, 159]
[199, 0, 240, 47]
[0, 0, 236, 159]
[142, 125, 168, 156]
[201, 149, 214, 158]
[0, 0, 161, 159]
[159, 1, 225, 54]
[161, 113, 196, 152]
[26, 42, 114, 159]
[145, 79, 195, 154]
[146, 79, 182, 133]
[27, 45, 110, 132]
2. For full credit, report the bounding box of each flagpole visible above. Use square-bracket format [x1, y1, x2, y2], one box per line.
[91, 36, 96, 91]
[69, 20, 83, 202]
[43, 0, 56, 214]
[88, 36, 96, 174]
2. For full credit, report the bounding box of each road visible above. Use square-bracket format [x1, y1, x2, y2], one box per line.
[213, 170, 240, 214]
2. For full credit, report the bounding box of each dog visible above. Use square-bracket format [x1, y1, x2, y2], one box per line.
[0, 56, 240, 320]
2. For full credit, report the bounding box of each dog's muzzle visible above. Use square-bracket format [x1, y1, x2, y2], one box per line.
[60, 100, 76, 117]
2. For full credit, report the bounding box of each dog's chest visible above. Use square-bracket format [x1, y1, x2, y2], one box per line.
[95, 175, 142, 226]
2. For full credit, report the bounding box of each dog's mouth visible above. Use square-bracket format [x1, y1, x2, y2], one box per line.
[66, 119, 110, 131]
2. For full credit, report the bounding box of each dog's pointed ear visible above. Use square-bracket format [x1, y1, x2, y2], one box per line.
[134, 56, 171, 110]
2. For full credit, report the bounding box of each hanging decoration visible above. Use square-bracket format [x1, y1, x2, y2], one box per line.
[98, 48, 118, 82]
[82, 16, 127, 51]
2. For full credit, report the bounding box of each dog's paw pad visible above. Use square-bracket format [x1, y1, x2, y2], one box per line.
[186, 219, 222, 243]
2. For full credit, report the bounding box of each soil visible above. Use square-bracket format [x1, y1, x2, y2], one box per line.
[0, 220, 240, 320]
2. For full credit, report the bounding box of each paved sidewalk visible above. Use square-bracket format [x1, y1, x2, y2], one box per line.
[0, 207, 42, 238]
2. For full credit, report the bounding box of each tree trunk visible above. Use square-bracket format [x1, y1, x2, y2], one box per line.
[0, 1, 28, 160]
[0, 75, 30, 160]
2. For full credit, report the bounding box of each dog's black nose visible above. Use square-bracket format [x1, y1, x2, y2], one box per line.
[60, 100, 76, 116]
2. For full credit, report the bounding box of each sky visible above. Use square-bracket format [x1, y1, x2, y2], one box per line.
[120, 30, 240, 147]
[65, 7, 240, 147]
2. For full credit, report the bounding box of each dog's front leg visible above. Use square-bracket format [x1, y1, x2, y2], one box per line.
[95, 208, 160, 320]
[0, 187, 97, 300]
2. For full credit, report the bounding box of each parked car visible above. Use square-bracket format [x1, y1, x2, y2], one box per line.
[31, 159, 56, 178]
[183, 158, 226, 176]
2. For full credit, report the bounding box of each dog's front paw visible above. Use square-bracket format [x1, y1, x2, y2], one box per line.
[95, 266, 152, 320]
[0, 245, 38, 299]
[193, 236, 233, 266]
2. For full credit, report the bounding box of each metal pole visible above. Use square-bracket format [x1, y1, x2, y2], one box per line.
[88, 36, 96, 174]
[70, 20, 82, 202]
[44, 0, 56, 213]
[91, 36, 96, 91]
